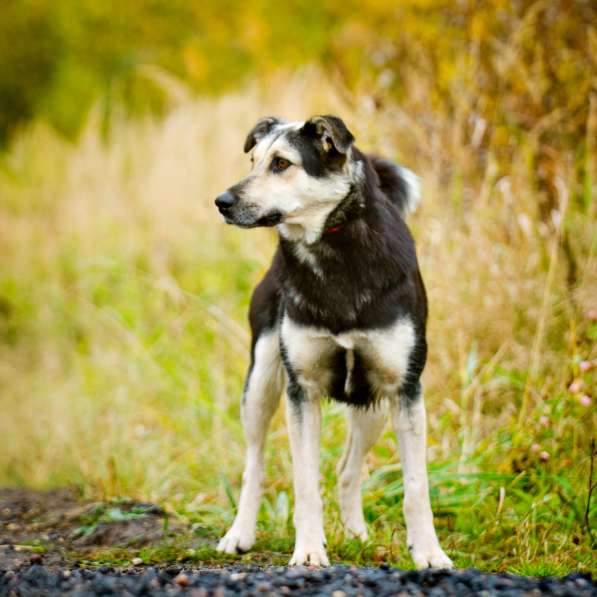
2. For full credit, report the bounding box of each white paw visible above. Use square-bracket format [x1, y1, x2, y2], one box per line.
[289, 543, 330, 567]
[410, 542, 453, 569]
[217, 526, 255, 554]
[343, 516, 368, 541]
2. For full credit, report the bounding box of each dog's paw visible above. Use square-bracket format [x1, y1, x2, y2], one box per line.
[289, 544, 330, 567]
[343, 518, 368, 541]
[410, 542, 453, 569]
[216, 526, 255, 555]
[339, 501, 368, 541]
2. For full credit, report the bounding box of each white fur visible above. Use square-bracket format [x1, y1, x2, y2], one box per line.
[391, 397, 453, 568]
[285, 395, 329, 566]
[291, 241, 323, 275]
[281, 316, 415, 397]
[337, 403, 387, 540]
[217, 332, 283, 555]
[396, 165, 421, 215]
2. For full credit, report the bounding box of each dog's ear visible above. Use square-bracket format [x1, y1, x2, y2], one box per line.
[244, 116, 281, 153]
[301, 115, 355, 154]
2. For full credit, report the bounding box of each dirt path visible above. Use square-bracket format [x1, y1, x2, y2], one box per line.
[0, 487, 181, 571]
[1, 488, 595, 595]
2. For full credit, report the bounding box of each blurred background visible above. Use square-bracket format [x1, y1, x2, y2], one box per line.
[0, 0, 595, 573]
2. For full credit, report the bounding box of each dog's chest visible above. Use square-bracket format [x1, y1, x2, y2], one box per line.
[281, 315, 416, 403]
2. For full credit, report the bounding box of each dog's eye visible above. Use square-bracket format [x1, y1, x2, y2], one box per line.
[271, 157, 291, 173]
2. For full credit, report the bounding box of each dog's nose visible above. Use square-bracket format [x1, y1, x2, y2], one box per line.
[215, 191, 236, 211]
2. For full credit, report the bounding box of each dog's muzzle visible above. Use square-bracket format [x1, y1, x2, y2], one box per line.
[215, 190, 237, 215]
[215, 189, 283, 228]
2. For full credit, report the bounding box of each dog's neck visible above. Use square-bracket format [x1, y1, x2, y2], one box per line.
[277, 180, 366, 246]
[320, 183, 365, 236]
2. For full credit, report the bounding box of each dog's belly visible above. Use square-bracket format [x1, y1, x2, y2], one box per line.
[281, 315, 416, 405]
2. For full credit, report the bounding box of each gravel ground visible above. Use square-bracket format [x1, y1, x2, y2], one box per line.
[1, 563, 595, 596]
[2, 489, 595, 596]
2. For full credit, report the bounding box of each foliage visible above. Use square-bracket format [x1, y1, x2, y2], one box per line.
[0, 0, 596, 575]
[1, 0, 595, 166]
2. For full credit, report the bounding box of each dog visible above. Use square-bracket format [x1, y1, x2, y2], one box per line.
[213, 115, 452, 569]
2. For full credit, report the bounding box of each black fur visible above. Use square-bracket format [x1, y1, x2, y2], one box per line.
[369, 156, 416, 218]
[244, 116, 282, 153]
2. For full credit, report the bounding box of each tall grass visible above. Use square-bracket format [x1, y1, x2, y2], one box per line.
[0, 69, 595, 572]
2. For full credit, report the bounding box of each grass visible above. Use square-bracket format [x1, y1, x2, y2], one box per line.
[0, 70, 595, 575]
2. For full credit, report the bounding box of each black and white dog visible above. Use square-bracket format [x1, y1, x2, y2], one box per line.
[214, 115, 452, 569]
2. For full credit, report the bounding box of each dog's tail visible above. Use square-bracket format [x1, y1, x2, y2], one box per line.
[371, 156, 420, 218]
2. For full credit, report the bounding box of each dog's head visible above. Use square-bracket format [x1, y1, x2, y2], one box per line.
[215, 115, 359, 238]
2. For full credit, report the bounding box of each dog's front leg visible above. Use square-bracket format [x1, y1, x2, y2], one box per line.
[217, 332, 282, 554]
[391, 390, 453, 569]
[285, 393, 329, 566]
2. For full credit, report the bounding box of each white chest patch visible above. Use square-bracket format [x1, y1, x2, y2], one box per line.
[281, 315, 416, 399]
[292, 242, 322, 275]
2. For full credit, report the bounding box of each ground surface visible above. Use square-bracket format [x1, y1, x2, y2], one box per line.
[1, 488, 594, 596]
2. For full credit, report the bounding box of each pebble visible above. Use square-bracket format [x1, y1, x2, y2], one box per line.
[29, 553, 43, 565]
[0, 564, 593, 596]
[131, 557, 143, 566]
[173, 572, 190, 586]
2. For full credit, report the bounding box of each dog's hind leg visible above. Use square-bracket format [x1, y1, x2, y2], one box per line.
[337, 403, 387, 540]
[217, 330, 283, 554]
[391, 386, 453, 569]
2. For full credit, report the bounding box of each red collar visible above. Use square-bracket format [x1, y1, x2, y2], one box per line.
[324, 223, 344, 235]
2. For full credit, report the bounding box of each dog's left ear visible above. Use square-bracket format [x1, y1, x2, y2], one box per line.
[244, 116, 282, 153]
[301, 115, 355, 154]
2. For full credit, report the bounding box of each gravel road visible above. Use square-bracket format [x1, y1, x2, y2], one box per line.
[1, 563, 595, 596]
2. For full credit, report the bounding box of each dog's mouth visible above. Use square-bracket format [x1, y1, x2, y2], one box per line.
[223, 210, 283, 228]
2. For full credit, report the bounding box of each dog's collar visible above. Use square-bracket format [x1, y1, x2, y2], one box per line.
[323, 223, 344, 235]
[321, 183, 364, 237]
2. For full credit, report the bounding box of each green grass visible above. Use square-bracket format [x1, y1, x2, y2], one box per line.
[0, 74, 595, 574]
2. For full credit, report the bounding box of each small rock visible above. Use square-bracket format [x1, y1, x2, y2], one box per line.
[166, 565, 181, 576]
[332, 591, 347, 597]
[174, 573, 190, 587]
[132, 557, 143, 566]
[29, 553, 43, 565]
